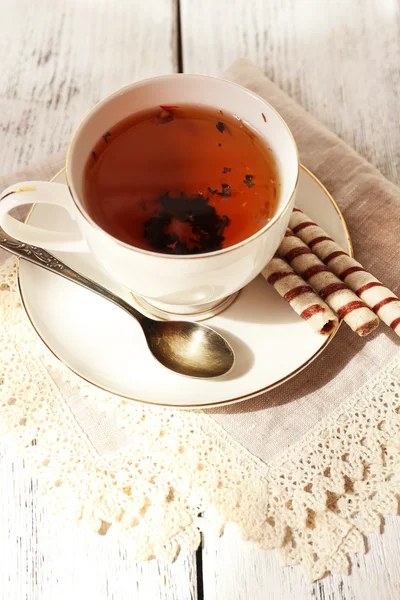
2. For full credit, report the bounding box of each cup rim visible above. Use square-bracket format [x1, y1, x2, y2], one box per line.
[65, 73, 300, 260]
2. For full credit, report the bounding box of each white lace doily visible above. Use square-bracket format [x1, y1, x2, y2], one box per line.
[1, 257, 399, 581]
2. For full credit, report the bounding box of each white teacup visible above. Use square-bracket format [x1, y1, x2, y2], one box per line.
[0, 75, 298, 317]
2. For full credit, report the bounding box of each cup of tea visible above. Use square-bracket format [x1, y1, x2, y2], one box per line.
[0, 75, 299, 317]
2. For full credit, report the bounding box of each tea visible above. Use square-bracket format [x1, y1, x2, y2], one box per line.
[83, 104, 279, 254]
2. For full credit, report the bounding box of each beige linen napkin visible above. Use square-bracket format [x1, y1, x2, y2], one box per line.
[0, 62, 398, 467]
[1, 61, 399, 458]
[203, 59, 400, 462]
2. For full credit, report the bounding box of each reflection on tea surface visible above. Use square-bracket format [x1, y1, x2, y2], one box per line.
[84, 104, 279, 254]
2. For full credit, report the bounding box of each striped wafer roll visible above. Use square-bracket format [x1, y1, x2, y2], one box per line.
[279, 230, 379, 336]
[262, 256, 338, 335]
[290, 208, 400, 336]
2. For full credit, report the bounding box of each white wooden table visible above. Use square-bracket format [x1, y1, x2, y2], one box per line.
[1, 1, 400, 598]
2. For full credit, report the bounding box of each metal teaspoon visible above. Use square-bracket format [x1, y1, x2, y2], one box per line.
[0, 233, 235, 378]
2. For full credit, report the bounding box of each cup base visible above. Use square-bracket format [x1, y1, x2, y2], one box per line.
[130, 291, 240, 322]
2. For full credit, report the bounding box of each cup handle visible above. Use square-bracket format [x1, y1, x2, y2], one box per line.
[0, 181, 88, 252]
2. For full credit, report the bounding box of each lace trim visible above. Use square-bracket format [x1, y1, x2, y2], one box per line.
[1, 257, 399, 581]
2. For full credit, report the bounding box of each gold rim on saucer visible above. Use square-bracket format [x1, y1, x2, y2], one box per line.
[16, 165, 353, 409]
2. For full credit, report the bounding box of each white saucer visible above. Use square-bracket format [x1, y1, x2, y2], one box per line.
[18, 166, 351, 409]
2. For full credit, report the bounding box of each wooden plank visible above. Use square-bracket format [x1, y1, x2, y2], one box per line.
[202, 522, 400, 600]
[0, 436, 197, 600]
[0, 0, 178, 176]
[180, 0, 400, 186]
[0, 1, 198, 598]
[181, 0, 400, 597]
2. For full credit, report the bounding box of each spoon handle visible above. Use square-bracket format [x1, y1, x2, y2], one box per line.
[0, 231, 147, 324]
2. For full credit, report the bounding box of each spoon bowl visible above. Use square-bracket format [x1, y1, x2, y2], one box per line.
[144, 320, 234, 378]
